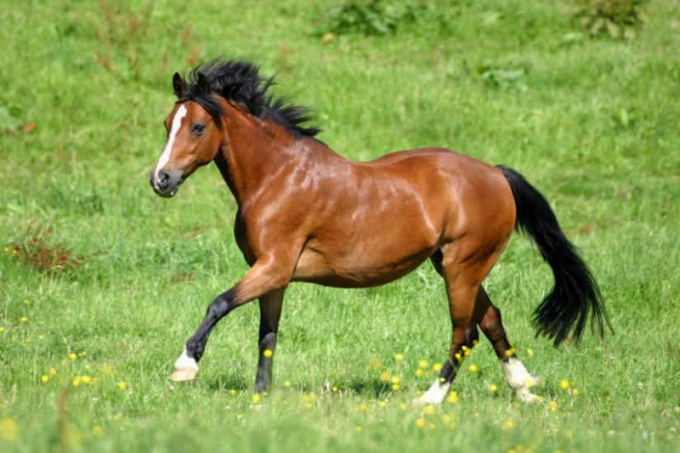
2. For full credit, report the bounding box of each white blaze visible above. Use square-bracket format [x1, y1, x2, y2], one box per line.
[154, 105, 188, 183]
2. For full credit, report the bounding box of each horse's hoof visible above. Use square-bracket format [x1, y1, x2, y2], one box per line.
[170, 367, 198, 382]
[516, 388, 541, 403]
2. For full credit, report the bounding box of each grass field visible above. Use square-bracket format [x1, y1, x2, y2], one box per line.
[1, 0, 678, 451]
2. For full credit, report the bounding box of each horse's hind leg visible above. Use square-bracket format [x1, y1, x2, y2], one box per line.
[419, 250, 489, 404]
[477, 287, 540, 402]
[254, 289, 284, 393]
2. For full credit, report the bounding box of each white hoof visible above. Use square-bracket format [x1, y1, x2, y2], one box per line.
[415, 380, 450, 405]
[170, 367, 198, 382]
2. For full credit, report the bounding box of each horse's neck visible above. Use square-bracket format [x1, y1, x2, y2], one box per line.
[215, 114, 313, 205]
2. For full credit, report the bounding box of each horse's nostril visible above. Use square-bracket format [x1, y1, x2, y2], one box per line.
[157, 170, 170, 189]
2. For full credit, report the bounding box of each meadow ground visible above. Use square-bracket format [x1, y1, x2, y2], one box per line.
[0, 0, 678, 451]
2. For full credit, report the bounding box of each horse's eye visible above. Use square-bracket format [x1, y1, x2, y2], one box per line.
[191, 123, 206, 136]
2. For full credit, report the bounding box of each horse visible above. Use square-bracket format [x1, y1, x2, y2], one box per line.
[149, 60, 610, 403]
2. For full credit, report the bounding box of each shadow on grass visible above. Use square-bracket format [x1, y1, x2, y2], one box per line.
[205, 375, 250, 392]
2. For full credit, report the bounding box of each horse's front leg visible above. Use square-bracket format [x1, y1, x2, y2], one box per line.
[254, 289, 284, 393]
[170, 257, 292, 382]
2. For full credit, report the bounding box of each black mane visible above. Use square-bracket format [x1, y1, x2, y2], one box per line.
[180, 60, 321, 138]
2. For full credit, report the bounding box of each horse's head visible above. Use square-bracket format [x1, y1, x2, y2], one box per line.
[150, 72, 223, 197]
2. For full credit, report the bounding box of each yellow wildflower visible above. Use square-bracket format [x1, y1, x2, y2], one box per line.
[117, 381, 128, 390]
[3, 247, 9, 253]
[49, 368, 57, 376]
[504, 348, 516, 357]
[468, 364, 478, 373]
[526, 348, 534, 356]
[20, 317, 28, 323]
[81, 376, 92, 384]
[418, 360, 429, 369]
[379, 401, 388, 408]
[0, 327, 5, 333]
[355, 425, 363, 432]
[549, 401, 558, 412]
[432, 363, 442, 372]
[102, 364, 112, 375]
[332, 385, 339, 393]
[424, 405, 436, 415]
[571, 388, 579, 396]
[415, 418, 427, 428]
[506, 419, 516, 429]
[416, 369, 425, 377]
[391, 384, 400, 391]
[489, 384, 498, 393]
[92, 426, 103, 436]
[69, 353, 77, 361]
[72, 377, 82, 387]
[263, 349, 273, 358]
[380, 371, 390, 381]
[0, 417, 19, 442]
[391, 376, 401, 385]
[284, 380, 292, 388]
[357, 404, 368, 412]
[394, 353, 404, 361]
[251, 394, 261, 404]
[229, 389, 237, 395]
[559, 379, 570, 390]
[446, 391, 459, 404]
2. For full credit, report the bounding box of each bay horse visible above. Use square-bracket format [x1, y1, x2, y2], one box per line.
[149, 60, 609, 403]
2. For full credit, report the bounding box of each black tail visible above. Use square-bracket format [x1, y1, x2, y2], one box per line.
[497, 165, 611, 346]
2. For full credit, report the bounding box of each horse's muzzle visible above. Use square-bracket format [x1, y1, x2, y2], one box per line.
[150, 168, 182, 198]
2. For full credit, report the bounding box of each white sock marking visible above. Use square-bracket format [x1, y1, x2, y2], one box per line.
[174, 348, 198, 371]
[417, 379, 451, 405]
[502, 357, 540, 402]
[154, 105, 187, 184]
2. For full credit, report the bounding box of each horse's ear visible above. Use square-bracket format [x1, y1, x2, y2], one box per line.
[196, 72, 209, 91]
[172, 72, 186, 98]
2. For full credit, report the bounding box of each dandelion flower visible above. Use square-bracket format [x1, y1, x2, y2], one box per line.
[526, 348, 534, 356]
[394, 353, 404, 361]
[549, 401, 558, 412]
[559, 379, 570, 390]
[379, 401, 388, 408]
[468, 364, 478, 373]
[92, 426, 103, 436]
[418, 360, 429, 369]
[489, 384, 498, 393]
[49, 368, 57, 376]
[69, 353, 77, 361]
[251, 394, 261, 404]
[380, 371, 390, 381]
[391, 384, 400, 391]
[332, 385, 339, 393]
[415, 418, 427, 428]
[263, 349, 273, 358]
[117, 381, 128, 390]
[432, 363, 442, 372]
[391, 376, 401, 385]
[41, 375, 50, 383]
[416, 369, 425, 377]
[81, 376, 92, 384]
[3, 247, 9, 253]
[424, 405, 436, 415]
[506, 419, 516, 429]
[571, 388, 579, 396]
[0, 417, 19, 442]
[20, 317, 28, 323]
[284, 380, 292, 388]
[102, 364, 112, 375]
[229, 389, 237, 395]
[504, 348, 516, 358]
[72, 377, 82, 387]
[446, 391, 459, 404]
[0, 327, 5, 333]
[357, 404, 368, 412]
[355, 425, 363, 432]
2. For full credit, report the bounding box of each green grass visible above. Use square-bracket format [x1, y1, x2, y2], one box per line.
[1, 0, 678, 451]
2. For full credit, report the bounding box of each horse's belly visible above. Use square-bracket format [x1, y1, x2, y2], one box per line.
[292, 243, 434, 288]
